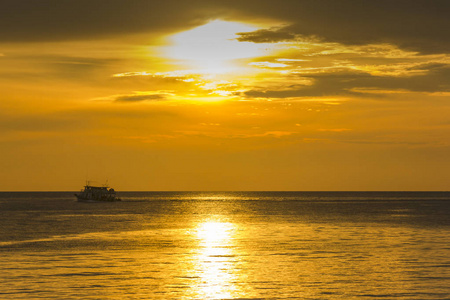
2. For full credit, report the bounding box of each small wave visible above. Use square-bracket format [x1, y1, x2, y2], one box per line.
[44, 271, 115, 277]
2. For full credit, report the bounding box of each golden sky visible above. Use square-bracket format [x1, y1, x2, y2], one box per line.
[1, 0, 449, 191]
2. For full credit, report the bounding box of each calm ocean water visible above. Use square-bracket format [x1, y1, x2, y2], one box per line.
[0, 191, 449, 299]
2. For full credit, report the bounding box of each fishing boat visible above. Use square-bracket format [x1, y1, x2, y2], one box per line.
[75, 182, 121, 202]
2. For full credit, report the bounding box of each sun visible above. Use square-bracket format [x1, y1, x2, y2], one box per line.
[162, 20, 269, 74]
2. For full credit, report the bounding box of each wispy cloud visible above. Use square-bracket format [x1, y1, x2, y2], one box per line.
[249, 61, 289, 68]
[237, 26, 299, 43]
[93, 92, 173, 103]
[115, 93, 168, 102]
[238, 40, 450, 100]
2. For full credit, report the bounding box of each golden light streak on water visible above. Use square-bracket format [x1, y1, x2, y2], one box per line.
[191, 220, 238, 299]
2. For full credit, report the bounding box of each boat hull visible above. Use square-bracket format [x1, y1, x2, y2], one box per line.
[75, 195, 121, 202]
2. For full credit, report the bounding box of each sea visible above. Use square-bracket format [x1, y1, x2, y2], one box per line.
[0, 191, 449, 299]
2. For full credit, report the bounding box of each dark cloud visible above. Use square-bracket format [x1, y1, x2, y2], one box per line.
[232, 0, 450, 54]
[115, 94, 167, 102]
[242, 64, 450, 99]
[349, 64, 450, 93]
[0, 0, 219, 42]
[1, 0, 448, 54]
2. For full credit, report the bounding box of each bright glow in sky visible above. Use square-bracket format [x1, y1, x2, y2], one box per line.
[163, 20, 271, 73]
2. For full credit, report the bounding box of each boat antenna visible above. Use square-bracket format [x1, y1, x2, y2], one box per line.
[85, 165, 89, 186]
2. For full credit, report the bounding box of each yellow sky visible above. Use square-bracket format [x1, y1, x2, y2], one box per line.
[1, 1, 449, 191]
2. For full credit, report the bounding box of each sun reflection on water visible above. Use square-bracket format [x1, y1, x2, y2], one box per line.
[192, 220, 238, 299]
